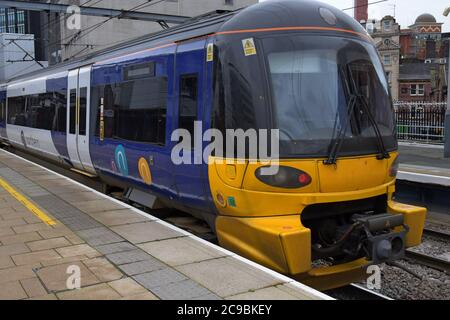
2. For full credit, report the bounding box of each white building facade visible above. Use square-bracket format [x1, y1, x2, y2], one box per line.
[51, 0, 258, 63]
[0, 33, 48, 83]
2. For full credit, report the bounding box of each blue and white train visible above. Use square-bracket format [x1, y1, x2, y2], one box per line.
[0, 1, 426, 290]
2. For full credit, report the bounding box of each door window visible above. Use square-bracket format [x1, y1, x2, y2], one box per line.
[178, 74, 198, 146]
[69, 89, 76, 134]
[79, 87, 87, 135]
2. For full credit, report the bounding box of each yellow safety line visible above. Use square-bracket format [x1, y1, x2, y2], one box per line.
[0, 177, 56, 226]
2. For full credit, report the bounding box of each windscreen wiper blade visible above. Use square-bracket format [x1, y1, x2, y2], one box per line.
[324, 94, 357, 165]
[357, 95, 391, 160]
[345, 64, 390, 161]
[324, 65, 355, 165]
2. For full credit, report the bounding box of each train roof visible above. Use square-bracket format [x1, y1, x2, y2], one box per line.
[7, 0, 368, 84]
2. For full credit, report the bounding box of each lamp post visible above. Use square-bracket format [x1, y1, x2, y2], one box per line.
[444, 8, 450, 157]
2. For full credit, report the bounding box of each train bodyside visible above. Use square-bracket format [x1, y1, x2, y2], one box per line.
[3, 36, 219, 220]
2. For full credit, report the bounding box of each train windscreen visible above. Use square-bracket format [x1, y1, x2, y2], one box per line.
[263, 35, 397, 158]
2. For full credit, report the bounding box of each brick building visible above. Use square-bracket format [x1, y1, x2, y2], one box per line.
[366, 13, 448, 102]
[400, 14, 444, 61]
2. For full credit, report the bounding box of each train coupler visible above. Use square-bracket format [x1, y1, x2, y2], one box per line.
[355, 213, 408, 264]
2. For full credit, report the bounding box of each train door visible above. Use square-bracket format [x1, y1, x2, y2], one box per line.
[173, 40, 208, 208]
[67, 66, 96, 174]
[0, 89, 6, 139]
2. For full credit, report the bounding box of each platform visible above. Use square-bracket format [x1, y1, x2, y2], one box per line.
[398, 143, 450, 186]
[0, 149, 330, 300]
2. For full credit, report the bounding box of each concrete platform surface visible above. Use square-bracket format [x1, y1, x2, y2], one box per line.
[0, 149, 330, 300]
[398, 143, 450, 186]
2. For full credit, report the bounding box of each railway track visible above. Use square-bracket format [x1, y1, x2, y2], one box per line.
[325, 283, 392, 300]
[423, 227, 450, 242]
[401, 227, 450, 274]
[404, 250, 450, 274]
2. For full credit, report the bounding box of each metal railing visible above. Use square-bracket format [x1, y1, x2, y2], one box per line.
[394, 101, 447, 144]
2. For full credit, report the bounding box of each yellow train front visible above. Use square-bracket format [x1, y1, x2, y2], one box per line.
[207, 0, 427, 290]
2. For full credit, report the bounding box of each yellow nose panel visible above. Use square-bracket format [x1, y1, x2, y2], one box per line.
[317, 155, 389, 192]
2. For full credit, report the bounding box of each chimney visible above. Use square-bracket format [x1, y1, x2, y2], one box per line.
[354, 0, 368, 23]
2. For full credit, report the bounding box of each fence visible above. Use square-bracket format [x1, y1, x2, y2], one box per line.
[394, 101, 447, 144]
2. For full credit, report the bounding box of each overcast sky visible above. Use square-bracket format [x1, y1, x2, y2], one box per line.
[259, 0, 450, 32]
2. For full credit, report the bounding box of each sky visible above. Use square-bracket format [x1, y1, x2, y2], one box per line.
[259, 0, 450, 32]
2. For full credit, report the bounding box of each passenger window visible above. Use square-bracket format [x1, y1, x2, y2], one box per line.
[69, 89, 76, 134]
[178, 74, 198, 141]
[79, 87, 87, 135]
[94, 74, 168, 145]
[7, 96, 26, 125]
[0, 97, 5, 123]
[54, 90, 67, 133]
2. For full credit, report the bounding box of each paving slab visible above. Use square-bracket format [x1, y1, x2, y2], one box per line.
[36, 261, 101, 292]
[108, 278, 148, 297]
[57, 283, 122, 300]
[20, 277, 48, 298]
[111, 221, 182, 244]
[176, 257, 282, 298]
[117, 258, 165, 276]
[138, 236, 228, 267]
[0, 281, 28, 300]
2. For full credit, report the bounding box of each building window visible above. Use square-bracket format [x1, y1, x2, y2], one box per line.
[383, 54, 391, 65]
[16, 10, 25, 34]
[0, 8, 6, 33]
[410, 84, 425, 96]
[383, 20, 391, 32]
[7, 9, 16, 33]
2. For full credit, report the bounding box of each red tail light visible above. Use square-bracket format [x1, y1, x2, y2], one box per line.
[255, 166, 312, 189]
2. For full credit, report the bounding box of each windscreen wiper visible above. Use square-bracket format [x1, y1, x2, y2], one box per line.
[324, 64, 391, 165]
[324, 66, 356, 165]
[323, 95, 357, 165]
[356, 95, 391, 160]
[345, 64, 390, 160]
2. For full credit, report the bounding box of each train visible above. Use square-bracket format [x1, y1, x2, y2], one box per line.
[0, 0, 426, 290]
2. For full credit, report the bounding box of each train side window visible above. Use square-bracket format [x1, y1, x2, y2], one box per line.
[95, 76, 168, 145]
[69, 89, 76, 134]
[31, 93, 56, 130]
[178, 74, 198, 145]
[0, 96, 5, 123]
[7, 96, 26, 125]
[79, 87, 87, 135]
[115, 77, 168, 144]
[54, 90, 67, 133]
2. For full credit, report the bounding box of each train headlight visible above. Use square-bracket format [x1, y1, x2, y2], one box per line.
[255, 166, 312, 189]
[389, 156, 399, 178]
